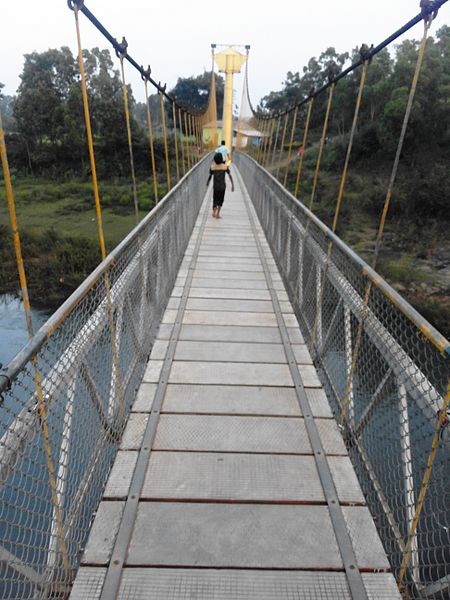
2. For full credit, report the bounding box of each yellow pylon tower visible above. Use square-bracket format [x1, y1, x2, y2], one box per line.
[214, 46, 247, 158]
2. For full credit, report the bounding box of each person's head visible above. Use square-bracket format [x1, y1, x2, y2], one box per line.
[221, 141, 226, 146]
[214, 153, 223, 164]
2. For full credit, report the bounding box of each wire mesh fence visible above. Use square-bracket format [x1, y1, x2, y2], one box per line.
[0, 156, 209, 599]
[235, 152, 450, 600]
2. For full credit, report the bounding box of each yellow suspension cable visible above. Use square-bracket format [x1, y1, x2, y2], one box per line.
[159, 92, 171, 191]
[184, 112, 191, 171]
[340, 21, 432, 434]
[257, 119, 267, 163]
[262, 119, 275, 167]
[172, 101, 180, 182]
[119, 53, 139, 223]
[276, 112, 289, 179]
[143, 78, 159, 203]
[72, 5, 124, 421]
[0, 111, 70, 579]
[193, 116, 200, 163]
[311, 61, 369, 348]
[283, 106, 298, 187]
[294, 97, 314, 198]
[398, 378, 450, 590]
[270, 116, 282, 169]
[178, 108, 186, 176]
[189, 114, 196, 165]
[309, 83, 335, 211]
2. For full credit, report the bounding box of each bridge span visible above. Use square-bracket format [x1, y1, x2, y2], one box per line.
[70, 162, 400, 599]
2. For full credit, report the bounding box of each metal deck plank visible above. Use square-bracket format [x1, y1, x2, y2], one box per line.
[142, 452, 326, 502]
[126, 503, 342, 569]
[189, 287, 271, 300]
[173, 340, 287, 363]
[185, 298, 274, 313]
[177, 324, 282, 343]
[168, 361, 293, 386]
[153, 414, 311, 454]
[71, 568, 401, 600]
[181, 311, 278, 327]
[162, 384, 302, 416]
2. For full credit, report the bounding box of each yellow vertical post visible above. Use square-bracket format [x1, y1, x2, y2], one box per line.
[294, 97, 314, 198]
[309, 83, 334, 210]
[72, 3, 123, 423]
[159, 91, 171, 192]
[194, 116, 200, 162]
[172, 101, 180, 182]
[178, 107, 186, 176]
[0, 110, 70, 579]
[262, 119, 274, 166]
[184, 112, 191, 171]
[276, 112, 289, 179]
[271, 116, 282, 169]
[284, 106, 298, 187]
[119, 52, 139, 223]
[143, 76, 159, 203]
[264, 118, 276, 168]
[187, 114, 194, 165]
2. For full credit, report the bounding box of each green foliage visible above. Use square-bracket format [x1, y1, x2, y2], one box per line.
[169, 71, 225, 115]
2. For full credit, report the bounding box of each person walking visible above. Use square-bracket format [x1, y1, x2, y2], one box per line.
[207, 153, 234, 218]
[215, 140, 230, 164]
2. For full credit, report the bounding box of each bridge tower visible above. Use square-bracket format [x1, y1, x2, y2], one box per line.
[213, 45, 247, 156]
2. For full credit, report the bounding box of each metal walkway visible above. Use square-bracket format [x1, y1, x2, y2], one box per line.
[70, 169, 401, 599]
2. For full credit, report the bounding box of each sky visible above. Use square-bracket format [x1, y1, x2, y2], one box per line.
[2, 0, 448, 109]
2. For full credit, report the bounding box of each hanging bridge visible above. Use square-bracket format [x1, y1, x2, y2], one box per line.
[0, 1, 449, 598]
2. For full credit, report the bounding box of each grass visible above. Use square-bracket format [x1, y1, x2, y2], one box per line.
[0, 178, 160, 250]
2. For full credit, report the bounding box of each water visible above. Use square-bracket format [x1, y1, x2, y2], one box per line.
[0, 294, 50, 368]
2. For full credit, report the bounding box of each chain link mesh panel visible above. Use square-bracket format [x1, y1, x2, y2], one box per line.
[0, 156, 210, 599]
[235, 152, 450, 600]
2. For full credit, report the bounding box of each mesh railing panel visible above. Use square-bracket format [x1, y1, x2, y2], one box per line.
[0, 156, 210, 599]
[236, 152, 450, 600]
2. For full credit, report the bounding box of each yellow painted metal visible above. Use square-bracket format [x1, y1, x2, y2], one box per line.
[73, 4, 124, 424]
[159, 92, 171, 191]
[144, 79, 159, 202]
[311, 62, 368, 348]
[119, 56, 139, 222]
[276, 112, 289, 179]
[178, 108, 186, 176]
[398, 378, 450, 590]
[284, 106, 298, 187]
[172, 101, 180, 182]
[214, 47, 247, 156]
[184, 112, 191, 171]
[271, 116, 282, 168]
[262, 119, 274, 166]
[1, 64, 71, 586]
[340, 21, 432, 429]
[309, 83, 335, 211]
[294, 97, 314, 198]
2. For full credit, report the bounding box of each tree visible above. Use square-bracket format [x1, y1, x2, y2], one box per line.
[169, 71, 224, 116]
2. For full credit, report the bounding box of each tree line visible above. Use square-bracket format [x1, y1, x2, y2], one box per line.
[1, 47, 224, 180]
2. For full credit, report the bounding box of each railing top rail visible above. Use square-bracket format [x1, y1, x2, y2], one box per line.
[237, 152, 450, 357]
[0, 154, 211, 395]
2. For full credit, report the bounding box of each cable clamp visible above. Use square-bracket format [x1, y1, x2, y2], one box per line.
[67, 0, 84, 10]
[115, 36, 128, 59]
[359, 43, 374, 64]
[420, 0, 439, 22]
[141, 64, 151, 82]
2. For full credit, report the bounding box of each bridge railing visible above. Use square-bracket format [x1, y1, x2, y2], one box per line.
[0, 156, 210, 599]
[235, 152, 450, 600]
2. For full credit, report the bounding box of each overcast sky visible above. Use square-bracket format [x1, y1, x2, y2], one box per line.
[2, 0, 448, 108]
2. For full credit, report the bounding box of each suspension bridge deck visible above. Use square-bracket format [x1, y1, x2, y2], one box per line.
[70, 169, 401, 599]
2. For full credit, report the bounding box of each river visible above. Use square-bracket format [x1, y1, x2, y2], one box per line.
[0, 294, 50, 368]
